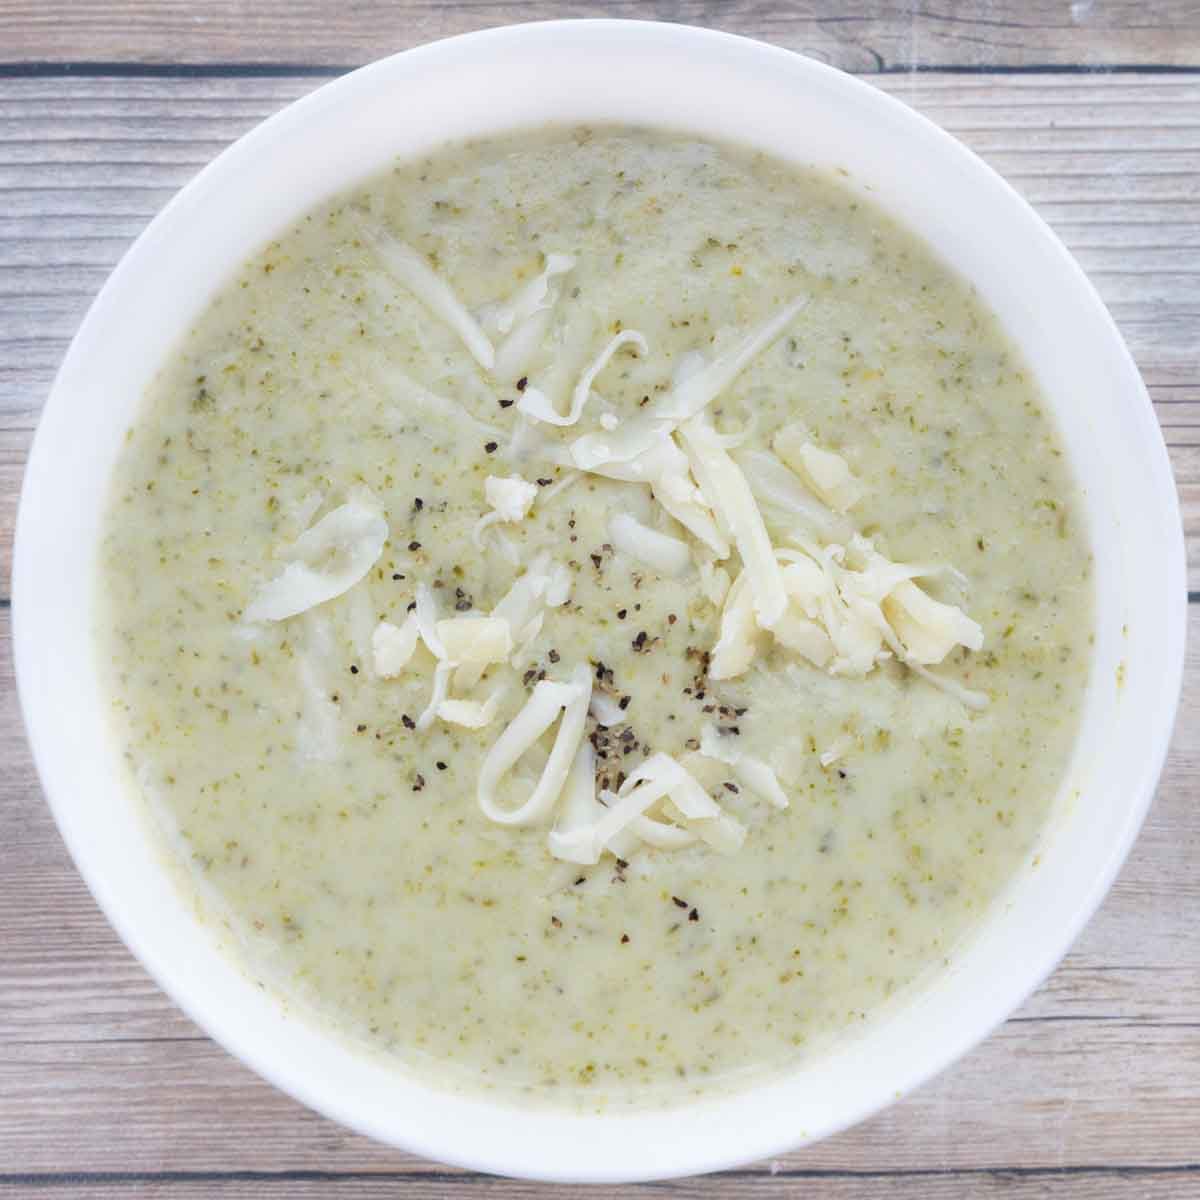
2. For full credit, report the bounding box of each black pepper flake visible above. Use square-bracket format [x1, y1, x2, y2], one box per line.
[413, 497, 424, 511]
[548, 649, 560, 663]
[499, 398, 514, 408]
[408, 540, 422, 552]
[632, 631, 648, 651]
[618, 695, 631, 710]
[484, 441, 498, 453]
[516, 376, 529, 392]
[392, 573, 404, 581]
[406, 601, 417, 612]
[436, 761, 448, 771]
[667, 613, 677, 625]
[672, 896, 689, 909]
[401, 714, 416, 730]
[688, 907, 699, 922]
[551, 915, 562, 928]
[620, 933, 630, 944]
[412, 773, 425, 792]
[590, 553, 603, 569]
[837, 769, 847, 779]
[574, 876, 586, 887]
[536, 477, 553, 487]
[615, 858, 629, 870]
[723, 781, 739, 794]
[356, 723, 367, 733]
[349, 664, 359, 675]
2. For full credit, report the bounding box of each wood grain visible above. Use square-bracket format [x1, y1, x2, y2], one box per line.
[1, 0, 1198, 72]
[0, 56, 1198, 1197]
[9, 1175, 1200, 1200]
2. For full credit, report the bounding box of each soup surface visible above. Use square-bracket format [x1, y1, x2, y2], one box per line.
[99, 128, 1093, 1109]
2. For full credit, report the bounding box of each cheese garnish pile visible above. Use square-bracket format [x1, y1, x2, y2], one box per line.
[242, 240, 987, 868]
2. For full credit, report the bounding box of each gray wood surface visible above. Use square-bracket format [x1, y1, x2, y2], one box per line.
[2, 0, 1198, 71]
[1, 4, 1198, 1195]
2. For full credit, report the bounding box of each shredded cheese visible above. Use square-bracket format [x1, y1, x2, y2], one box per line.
[493, 254, 576, 335]
[734, 449, 852, 544]
[296, 611, 340, 762]
[652, 297, 808, 422]
[493, 307, 553, 381]
[437, 687, 507, 729]
[699, 724, 789, 809]
[244, 501, 388, 624]
[518, 330, 648, 426]
[774, 426, 864, 512]
[709, 570, 761, 680]
[608, 511, 691, 577]
[371, 614, 420, 678]
[547, 741, 609, 864]
[413, 583, 447, 660]
[588, 692, 626, 727]
[363, 230, 495, 370]
[478, 664, 592, 826]
[545, 750, 743, 863]
[491, 254, 576, 380]
[699, 559, 732, 608]
[578, 433, 729, 557]
[680, 414, 787, 628]
[415, 660, 454, 732]
[434, 616, 513, 665]
[472, 474, 539, 547]
[881, 580, 984, 665]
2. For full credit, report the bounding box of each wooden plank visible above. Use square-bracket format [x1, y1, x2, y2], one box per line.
[0, 74, 1196, 591]
[0, 1021, 1197, 1177]
[7, 1172, 1199, 1199]
[0, 603, 1197, 1176]
[0, 1, 1197, 71]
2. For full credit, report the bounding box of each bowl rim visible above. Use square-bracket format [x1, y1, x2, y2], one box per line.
[13, 17, 1188, 1183]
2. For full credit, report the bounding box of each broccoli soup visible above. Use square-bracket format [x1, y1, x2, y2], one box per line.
[98, 128, 1093, 1110]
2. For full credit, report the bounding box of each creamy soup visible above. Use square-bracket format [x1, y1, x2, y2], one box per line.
[98, 128, 1093, 1110]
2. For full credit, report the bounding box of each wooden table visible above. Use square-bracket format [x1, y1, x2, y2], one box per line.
[1, 4, 1197, 1196]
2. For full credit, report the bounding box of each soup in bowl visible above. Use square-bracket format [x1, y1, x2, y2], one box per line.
[13, 20, 1185, 1183]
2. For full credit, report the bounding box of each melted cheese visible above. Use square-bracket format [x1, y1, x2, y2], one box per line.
[244, 501, 388, 624]
[608, 511, 691, 577]
[363, 230, 495, 370]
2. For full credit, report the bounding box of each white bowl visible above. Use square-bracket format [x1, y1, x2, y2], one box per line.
[13, 19, 1186, 1183]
